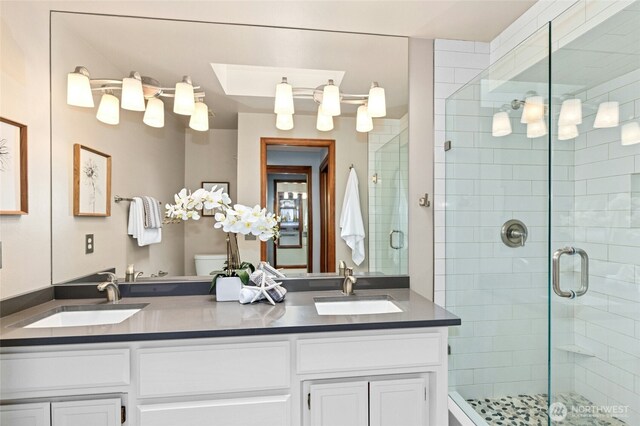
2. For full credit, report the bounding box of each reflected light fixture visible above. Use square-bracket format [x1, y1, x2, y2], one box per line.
[356, 105, 373, 133]
[121, 72, 145, 111]
[276, 114, 294, 131]
[316, 105, 334, 132]
[302, 193, 308, 200]
[521, 96, 545, 124]
[273, 77, 386, 133]
[558, 124, 578, 141]
[283, 192, 289, 200]
[189, 101, 210, 132]
[322, 79, 341, 117]
[368, 82, 386, 118]
[143, 97, 165, 128]
[558, 98, 582, 126]
[527, 119, 547, 138]
[96, 91, 120, 125]
[594, 101, 619, 128]
[274, 77, 294, 115]
[293, 192, 299, 199]
[492, 111, 512, 137]
[66, 66, 210, 130]
[621, 122, 640, 146]
[67, 66, 94, 107]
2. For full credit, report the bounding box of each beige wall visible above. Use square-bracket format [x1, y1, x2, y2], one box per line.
[183, 129, 238, 275]
[0, 1, 52, 298]
[408, 38, 434, 300]
[236, 112, 369, 272]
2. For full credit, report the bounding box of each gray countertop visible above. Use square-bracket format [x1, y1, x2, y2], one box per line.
[0, 289, 460, 347]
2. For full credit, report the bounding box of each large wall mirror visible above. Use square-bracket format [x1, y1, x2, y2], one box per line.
[50, 12, 408, 284]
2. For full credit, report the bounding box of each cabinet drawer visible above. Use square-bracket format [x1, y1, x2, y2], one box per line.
[137, 341, 290, 398]
[0, 402, 51, 426]
[138, 395, 290, 426]
[0, 349, 129, 397]
[297, 333, 440, 374]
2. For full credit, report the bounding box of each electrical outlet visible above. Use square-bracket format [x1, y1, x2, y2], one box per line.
[85, 234, 94, 254]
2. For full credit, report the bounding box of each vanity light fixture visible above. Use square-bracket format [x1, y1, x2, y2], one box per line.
[293, 192, 299, 199]
[66, 66, 211, 131]
[316, 105, 334, 132]
[521, 96, 545, 124]
[558, 124, 578, 141]
[558, 98, 582, 126]
[276, 114, 294, 131]
[621, 122, 640, 146]
[594, 101, 619, 128]
[527, 119, 547, 138]
[272, 77, 387, 132]
[283, 192, 289, 200]
[492, 111, 512, 137]
[96, 91, 120, 125]
[302, 192, 308, 200]
[356, 104, 373, 133]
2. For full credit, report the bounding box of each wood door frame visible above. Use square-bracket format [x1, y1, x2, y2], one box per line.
[261, 137, 336, 273]
[270, 172, 311, 269]
[319, 155, 330, 272]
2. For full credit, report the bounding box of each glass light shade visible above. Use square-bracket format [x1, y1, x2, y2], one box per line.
[368, 84, 386, 118]
[316, 105, 334, 132]
[356, 105, 373, 133]
[189, 102, 209, 132]
[96, 93, 119, 125]
[143, 97, 164, 128]
[558, 98, 582, 125]
[293, 192, 299, 199]
[274, 80, 294, 115]
[558, 124, 578, 140]
[302, 192, 308, 200]
[521, 96, 545, 124]
[492, 111, 512, 137]
[283, 192, 289, 199]
[121, 76, 145, 111]
[276, 113, 294, 131]
[594, 101, 619, 128]
[174, 79, 195, 115]
[67, 71, 94, 107]
[322, 82, 341, 116]
[527, 119, 547, 138]
[621, 122, 640, 146]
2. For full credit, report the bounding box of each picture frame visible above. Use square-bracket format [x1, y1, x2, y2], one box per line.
[0, 117, 28, 215]
[202, 181, 229, 216]
[73, 144, 111, 217]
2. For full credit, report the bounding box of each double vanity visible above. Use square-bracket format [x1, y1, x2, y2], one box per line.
[0, 282, 459, 426]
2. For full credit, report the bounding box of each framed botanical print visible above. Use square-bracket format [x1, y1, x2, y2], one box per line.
[0, 117, 28, 215]
[202, 181, 229, 216]
[73, 144, 111, 216]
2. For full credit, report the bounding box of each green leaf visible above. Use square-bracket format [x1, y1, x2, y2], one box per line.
[237, 269, 251, 285]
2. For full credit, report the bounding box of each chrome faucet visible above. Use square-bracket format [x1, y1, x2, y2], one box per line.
[97, 272, 121, 303]
[342, 267, 357, 295]
[338, 260, 347, 277]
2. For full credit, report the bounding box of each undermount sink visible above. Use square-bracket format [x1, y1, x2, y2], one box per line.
[19, 303, 149, 328]
[314, 295, 402, 315]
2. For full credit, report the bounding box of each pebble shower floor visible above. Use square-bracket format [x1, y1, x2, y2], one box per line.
[466, 393, 627, 426]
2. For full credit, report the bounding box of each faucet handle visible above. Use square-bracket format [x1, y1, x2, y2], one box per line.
[345, 267, 353, 276]
[98, 271, 118, 283]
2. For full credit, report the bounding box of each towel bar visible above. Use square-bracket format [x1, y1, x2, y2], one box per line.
[114, 195, 162, 204]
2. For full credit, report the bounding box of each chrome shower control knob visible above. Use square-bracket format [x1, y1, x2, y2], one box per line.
[501, 219, 528, 248]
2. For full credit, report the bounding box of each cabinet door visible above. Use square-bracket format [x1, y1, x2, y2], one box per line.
[51, 398, 121, 426]
[370, 378, 427, 426]
[309, 381, 368, 426]
[0, 403, 51, 426]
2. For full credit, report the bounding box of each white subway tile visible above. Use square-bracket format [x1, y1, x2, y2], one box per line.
[434, 39, 476, 53]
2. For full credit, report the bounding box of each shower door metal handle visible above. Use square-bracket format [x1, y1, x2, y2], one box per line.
[552, 247, 589, 299]
[390, 230, 404, 250]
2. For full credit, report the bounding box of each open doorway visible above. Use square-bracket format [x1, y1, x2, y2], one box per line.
[261, 138, 336, 273]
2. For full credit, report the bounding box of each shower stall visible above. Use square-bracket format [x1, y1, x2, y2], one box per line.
[445, 1, 639, 425]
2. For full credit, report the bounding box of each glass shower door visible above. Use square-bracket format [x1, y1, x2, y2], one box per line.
[549, 2, 640, 425]
[369, 130, 408, 274]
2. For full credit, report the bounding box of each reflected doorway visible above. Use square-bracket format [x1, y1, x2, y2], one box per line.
[261, 138, 336, 273]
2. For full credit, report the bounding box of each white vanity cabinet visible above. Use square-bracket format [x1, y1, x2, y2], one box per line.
[1, 399, 122, 426]
[306, 378, 428, 426]
[1, 326, 449, 425]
